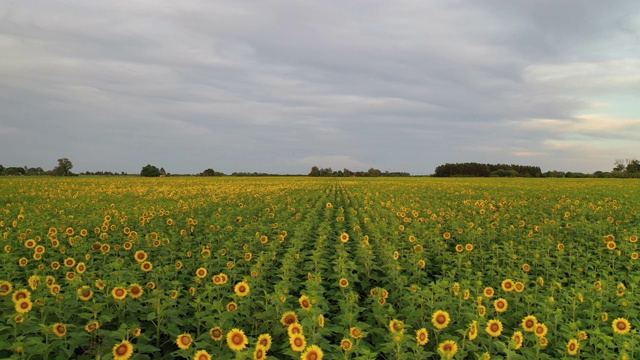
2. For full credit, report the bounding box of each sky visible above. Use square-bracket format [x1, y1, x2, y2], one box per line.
[1, 1, 639, 175]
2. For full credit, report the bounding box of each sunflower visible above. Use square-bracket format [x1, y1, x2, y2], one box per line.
[534, 323, 548, 338]
[50, 284, 61, 296]
[52, 323, 67, 337]
[579, 331, 588, 341]
[95, 279, 106, 290]
[501, 279, 514, 292]
[299, 295, 312, 310]
[416, 328, 429, 345]
[289, 334, 306, 352]
[134, 250, 147, 263]
[281, 311, 298, 326]
[567, 338, 579, 355]
[483, 287, 495, 298]
[77, 286, 94, 301]
[0, 281, 13, 296]
[511, 331, 523, 350]
[227, 328, 248, 351]
[349, 326, 363, 339]
[227, 301, 238, 312]
[438, 340, 458, 359]
[465, 243, 474, 251]
[253, 346, 266, 360]
[418, 259, 426, 268]
[318, 314, 325, 328]
[478, 305, 486, 317]
[288, 323, 304, 336]
[175, 261, 184, 269]
[339, 278, 349, 288]
[341, 338, 353, 351]
[196, 267, 208, 278]
[494, 298, 508, 313]
[389, 320, 404, 333]
[613, 318, 631, 335]
[210, 327, 224, 341]
[64, 257, 76, 268]
[539, 337, 549, 347]
[522, 315, 537, 332]
[486, 319, 503, 337]
[85, 321, 100, 332]
[12, 289, 31, 302]
[192, 349, 211, 360]
[514, 282, 525, 293]
[18, 257, 29, 266]
[432, 310, 451, 330]
[76, 262, 87, 274]
[606, 241, 617, 250]
[129, 284, 143, 299]
[443, 232, 451, 240]
[301, 344, 323, 360]
[15, 298, 33, 314]
[455, 244, 464, 253]
[176, 333, 193, 350]
[141, 261, 153, 272]
[112, 339, 134, 360]
[257, 333, 272, 351]
[234, 281, 250, 297]
[468, 320, 478, 340]
[111, 286, 127, 301]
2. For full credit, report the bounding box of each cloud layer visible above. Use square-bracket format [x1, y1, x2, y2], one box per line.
[1, 0, 639, 174]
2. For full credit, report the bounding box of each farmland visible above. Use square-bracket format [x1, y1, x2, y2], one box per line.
[1, 177, 639, 359]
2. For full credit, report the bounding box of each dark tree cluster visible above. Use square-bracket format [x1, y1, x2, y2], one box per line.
[200, 168, 225, 176]
[140, 165, 167, 177]
[308, 166, 410, 177]
[434, 163, 543, 177]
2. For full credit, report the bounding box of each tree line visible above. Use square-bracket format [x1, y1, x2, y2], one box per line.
[308, 166, 410, 177]
[3, 157, 640, 178]
[434, 163, 543, 177]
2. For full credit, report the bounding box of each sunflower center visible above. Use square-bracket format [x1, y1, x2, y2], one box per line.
[437, 315, 445, 324]
[116, 344, 128, 355]
[232, 334, 244, 345]
[617, 322, 627, 330]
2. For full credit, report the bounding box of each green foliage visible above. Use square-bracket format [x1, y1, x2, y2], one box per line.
[52, 158, 73, 176]
[140, 164, 161, 177]
[1, 177, 640, 359]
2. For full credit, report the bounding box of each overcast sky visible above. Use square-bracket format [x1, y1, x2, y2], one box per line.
[1, 1, 639, 175]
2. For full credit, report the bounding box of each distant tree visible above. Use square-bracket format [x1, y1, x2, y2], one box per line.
[308, 166, 320, 176]
[4, 167, 26, 176]
[626, 158, 640, 173]
[26, 167, 44, 175]
[0, 164, 4, 174]
[201, 168, 216, 176]
[52, 158, 73, 176]
[160, 167, 167, 176]
[613, 159, 626, 172]
[140, 164, 161, 177]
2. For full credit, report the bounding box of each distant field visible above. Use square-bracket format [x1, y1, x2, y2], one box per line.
[1, 177, 638, 359]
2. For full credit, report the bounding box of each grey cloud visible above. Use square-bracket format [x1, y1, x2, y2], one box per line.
[1, 0, 639, 174]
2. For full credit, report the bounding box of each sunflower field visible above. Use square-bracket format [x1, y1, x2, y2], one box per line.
[0, 176, 639, 359]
